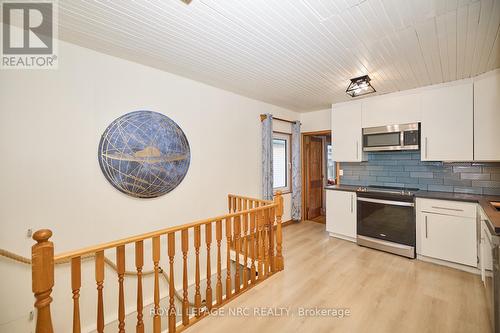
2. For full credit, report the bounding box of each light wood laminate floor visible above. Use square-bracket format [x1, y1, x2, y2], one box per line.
[185, 221, 491, 333]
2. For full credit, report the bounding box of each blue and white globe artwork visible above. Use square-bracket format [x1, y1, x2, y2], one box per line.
[98, 111, 190, 198]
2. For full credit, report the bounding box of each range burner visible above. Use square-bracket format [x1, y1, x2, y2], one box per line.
[356, 185, 419, 196]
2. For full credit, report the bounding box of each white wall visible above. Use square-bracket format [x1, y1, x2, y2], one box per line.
[0, 39, 299, 332]
[300, 109, 331, 132]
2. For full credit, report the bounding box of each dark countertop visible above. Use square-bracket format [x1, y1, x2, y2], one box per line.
[324, 185, 359, 192]
[415, 190, 499, 203]
[416, 191, 500, 235]
[325, 185, 500, 235]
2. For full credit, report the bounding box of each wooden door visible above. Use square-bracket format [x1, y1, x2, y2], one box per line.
[307, 137, 323, 219]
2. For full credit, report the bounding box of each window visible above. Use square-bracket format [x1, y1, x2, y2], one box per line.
[273, 132, 291, 193]
[326, 143, 336, 185]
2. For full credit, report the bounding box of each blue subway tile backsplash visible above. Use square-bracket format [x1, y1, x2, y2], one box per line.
[340, 152, 500, 195]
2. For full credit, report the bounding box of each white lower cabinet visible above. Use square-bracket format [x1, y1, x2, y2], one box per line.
[480, 219, 493, 283]
[326, 190, 356, 241]
[416, 198, 477, 267]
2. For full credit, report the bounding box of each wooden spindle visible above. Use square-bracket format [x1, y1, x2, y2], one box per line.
[95, 250, 105, 333]
[275, 191, 284, 271]
[225, 217, 232, 300]
[228, 196, 232, 213]
[206, 223, 213, 310]
[168, 233, 176, 332]
[269, 206, 275, 273]
[135, 241, 144, 333]
[257, 211, 264, 279]
[194, 226, 202, 317]
[242, 202, 249, 289]
[216, 220, 223, 305]
[32, 229, 54, 333]
[263, 210, 270, 277]
[152, 236, 161, 333]
[71, 257, 81, 333]
[249, 211, 257, 284]
[234, 215, 241, 293]
[181, 229, 189, 326]
[117, 245, 125, 333]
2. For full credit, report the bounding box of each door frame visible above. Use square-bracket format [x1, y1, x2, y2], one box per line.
[301, 130, 340, 221]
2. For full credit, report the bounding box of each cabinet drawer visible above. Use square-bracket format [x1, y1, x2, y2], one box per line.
[417, 198, 476, 218]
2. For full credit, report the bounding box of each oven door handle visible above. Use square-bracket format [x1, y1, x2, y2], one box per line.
[357, 197, 415, 207]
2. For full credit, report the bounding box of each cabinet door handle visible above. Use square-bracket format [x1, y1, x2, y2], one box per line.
[425, 137, 428, 159]
[425, 215, 428, 238]
[356, 141, 359, 160]
[350, 194, 353, 213]
[431, 206, 464, 212]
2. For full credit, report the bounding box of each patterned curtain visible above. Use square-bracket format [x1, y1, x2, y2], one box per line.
[291, 121, 302, 220]
[262, 114, 273, 200]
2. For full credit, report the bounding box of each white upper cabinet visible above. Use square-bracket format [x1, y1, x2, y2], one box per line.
[474, 70, 500, 161]
[421, 81, 473, 161]
[362, 93, 421, 128]
[330, 70, 497, 163]
[332, 102, 364, 162]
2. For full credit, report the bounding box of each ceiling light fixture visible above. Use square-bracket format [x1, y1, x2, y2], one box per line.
[346, 75, 376, 97]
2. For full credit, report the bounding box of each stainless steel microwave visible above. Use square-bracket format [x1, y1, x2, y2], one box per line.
[362, 123, 420, 152]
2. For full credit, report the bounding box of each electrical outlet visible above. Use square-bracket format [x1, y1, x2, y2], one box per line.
[26, 229, 33, 238]
[339, 169, 344, 176]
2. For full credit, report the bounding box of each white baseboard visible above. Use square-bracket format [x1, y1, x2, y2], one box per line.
[417, 255, 480, 275]
[328, 232, 480, 275]
[328, 232, 356, 243]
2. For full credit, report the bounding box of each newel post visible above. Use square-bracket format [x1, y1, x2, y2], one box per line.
[32, 229, 55, 333]
[274, 191, 284, 271]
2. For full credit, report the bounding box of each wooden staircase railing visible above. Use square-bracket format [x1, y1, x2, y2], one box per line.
[31, 192, 284, 333]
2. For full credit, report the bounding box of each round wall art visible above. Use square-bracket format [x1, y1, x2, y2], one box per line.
[98, 111, 190, 198]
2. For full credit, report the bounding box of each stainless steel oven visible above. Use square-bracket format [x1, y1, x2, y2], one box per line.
[363, 123, 420, 152]
[356, 186, 417, 258]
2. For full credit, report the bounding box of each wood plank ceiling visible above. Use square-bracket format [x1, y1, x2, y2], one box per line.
[58, 0, 500, 112]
